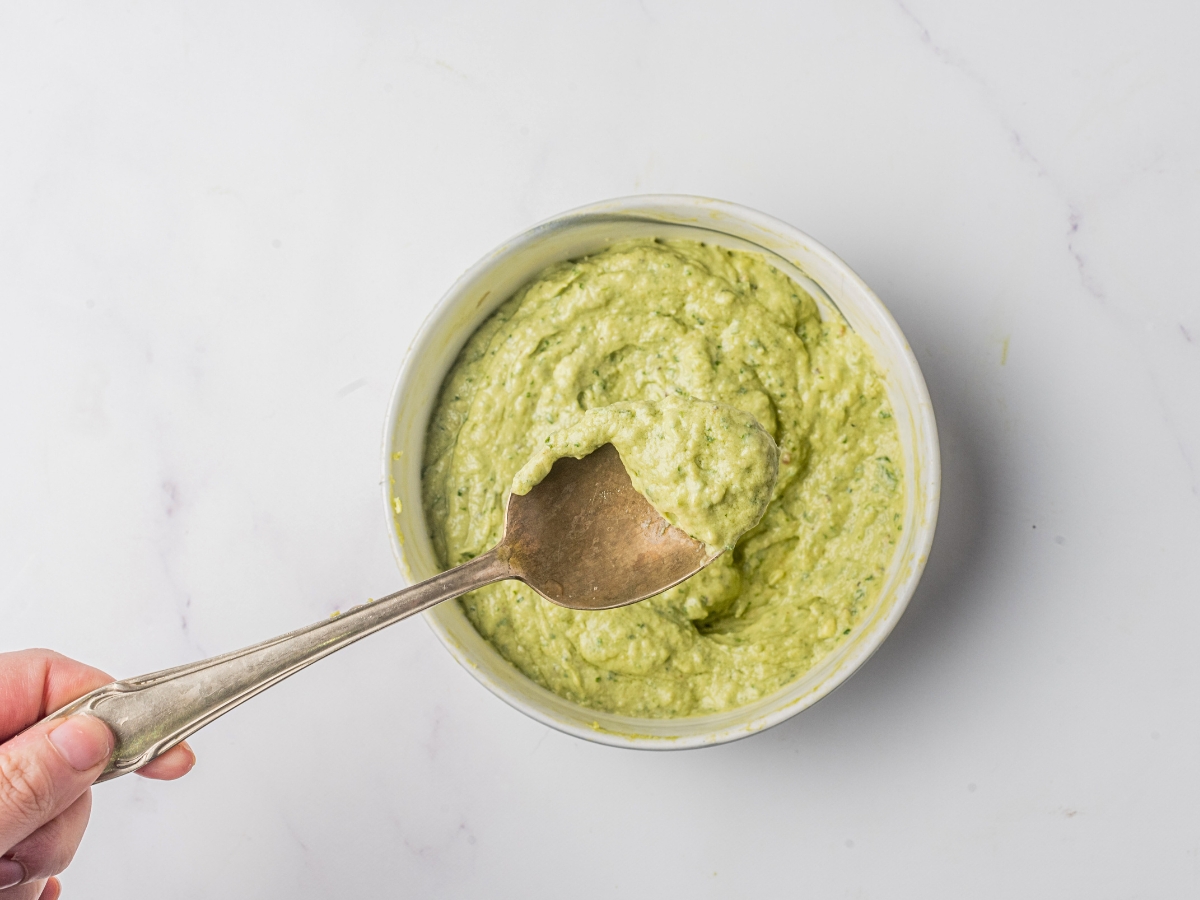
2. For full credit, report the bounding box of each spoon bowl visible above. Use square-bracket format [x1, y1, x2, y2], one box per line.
[502, 443, 715, 610]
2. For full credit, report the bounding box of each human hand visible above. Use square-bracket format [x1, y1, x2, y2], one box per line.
[0, 650, 195, 899]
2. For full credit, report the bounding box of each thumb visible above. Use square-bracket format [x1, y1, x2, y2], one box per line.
[0, 716, 112, 854]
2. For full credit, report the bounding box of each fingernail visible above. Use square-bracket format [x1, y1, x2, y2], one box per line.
[48, 716, 113, 771]
[0, 856, 25, 889]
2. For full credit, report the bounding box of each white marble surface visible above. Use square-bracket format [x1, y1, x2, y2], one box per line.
[2, 1, 1198, 896]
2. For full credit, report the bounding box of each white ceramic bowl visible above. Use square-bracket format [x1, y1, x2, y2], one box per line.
[383, 195, 940, 749]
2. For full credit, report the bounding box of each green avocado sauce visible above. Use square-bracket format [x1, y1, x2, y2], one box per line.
[511, 397, 779, 552]
[421, 239, 904, 718]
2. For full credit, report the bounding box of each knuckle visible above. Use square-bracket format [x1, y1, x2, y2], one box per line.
[0, 752, 56, 827]
[5, 794, 90, 883]
[10, 833, 70, 881]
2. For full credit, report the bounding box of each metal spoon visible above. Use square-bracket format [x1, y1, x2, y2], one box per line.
[42, 443, 716, 781]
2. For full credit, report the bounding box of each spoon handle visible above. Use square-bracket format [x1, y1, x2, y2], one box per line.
[41, 549, 513, 782]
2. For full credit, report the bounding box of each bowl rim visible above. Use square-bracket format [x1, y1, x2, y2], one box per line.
[382, 194, 941, 749]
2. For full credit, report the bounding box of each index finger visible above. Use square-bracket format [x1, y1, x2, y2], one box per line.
[0, 652, 112, 742]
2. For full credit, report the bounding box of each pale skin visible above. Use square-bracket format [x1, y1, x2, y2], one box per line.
[0, 650, 195, 899]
